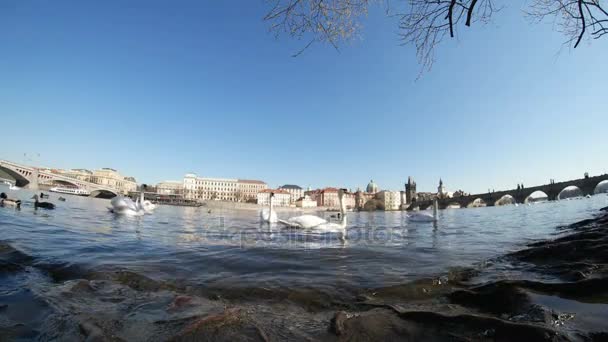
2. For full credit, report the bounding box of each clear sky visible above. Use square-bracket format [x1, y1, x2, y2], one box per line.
[1, 1, 606, 194]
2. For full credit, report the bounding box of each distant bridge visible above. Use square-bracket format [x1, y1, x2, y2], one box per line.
[0, 160, 119, 197]
[407, 174, 608, 210]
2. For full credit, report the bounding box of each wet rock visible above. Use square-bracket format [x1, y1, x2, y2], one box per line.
[89, 270, 169, 292]
[399, 311, 568, 341]
[329, 311, 351, 336]
[170, 308, 269, 342]
[448, 282, 530, 315]
[167, 295, 194, 312]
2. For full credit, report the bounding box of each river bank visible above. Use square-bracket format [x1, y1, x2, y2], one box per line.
[1, 206, 608, 340]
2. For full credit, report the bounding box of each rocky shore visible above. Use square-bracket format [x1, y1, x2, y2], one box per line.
[1, 208, 608, 341]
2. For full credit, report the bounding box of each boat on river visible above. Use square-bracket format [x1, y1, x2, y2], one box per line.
[49, 187, 90, 196]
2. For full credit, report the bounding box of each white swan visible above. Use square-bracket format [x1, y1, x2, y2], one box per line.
[407, 198, 438, 223]
[280, 189, 348, 234]
[136, 188, 156, 213]
[109, 195, 144, 216]
[260, 192, 278, 223]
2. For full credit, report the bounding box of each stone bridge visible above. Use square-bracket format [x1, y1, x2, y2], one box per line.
[0, 160, 119, 197]
[407, 173, 608, 210]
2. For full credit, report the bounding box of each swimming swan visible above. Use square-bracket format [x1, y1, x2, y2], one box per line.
[109, 195, 144, 216]
[280, 189, 348, 232]
[136, 187, 156, 213]
[407, 198, 438, 223]
[260, 192, 278, 223]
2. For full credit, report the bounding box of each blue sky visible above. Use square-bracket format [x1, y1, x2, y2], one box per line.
[1, 1, 606, 194]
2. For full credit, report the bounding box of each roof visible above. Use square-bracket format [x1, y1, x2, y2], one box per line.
[322, 187, 339, 193]
[238, 179, 266, 184]
[259, 189, 290, 194]
[279, 184, 302, 190]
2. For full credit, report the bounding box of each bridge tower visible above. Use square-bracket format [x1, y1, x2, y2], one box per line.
[405, 176, 417, 204]
[27, 168, 39, 190]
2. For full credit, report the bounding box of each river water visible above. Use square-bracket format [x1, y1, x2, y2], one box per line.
[2, 188, 607, 289]
[1, 186, 608, 340]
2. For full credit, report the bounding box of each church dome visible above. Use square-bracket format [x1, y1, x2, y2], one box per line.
[366, 180, 379, 193]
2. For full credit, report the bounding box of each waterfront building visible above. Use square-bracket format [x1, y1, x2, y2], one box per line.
[295, 195, 317, 208]
[257, 189, 291, 207]
[307, 187, 355, 209]
[238, 179, 268, 202]
[279, 184, 304, 204]
[59, 169, 93, 183]
[182, 173, 267, 202]
[157, 181, 183, 195]
[377, 190, 402, 211]
[89, 168, 137, 194]
[354, 189, 375, 210]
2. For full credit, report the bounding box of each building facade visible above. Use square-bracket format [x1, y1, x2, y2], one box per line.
[183, 173, 267, 202]
[237, 179, 268, 202]
[279, 184, 304, 204]
[156, 181, 183, 195]
[377, 190, 402, 211]
[295, 195, 317, 208]
[354, 190, 376, 210]
[88, 168, 137, 194]
[59, 169, 93, 183]
[257, 189, 291, 207]
[306, 188, 355, 209]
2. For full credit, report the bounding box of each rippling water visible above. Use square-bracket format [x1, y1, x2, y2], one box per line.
[2, 186, 607, 291]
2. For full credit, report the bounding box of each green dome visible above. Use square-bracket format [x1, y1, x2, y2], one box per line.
[366, 180, 378, 193]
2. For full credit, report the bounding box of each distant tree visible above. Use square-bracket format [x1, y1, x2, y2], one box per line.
[264, 0, 607, 71]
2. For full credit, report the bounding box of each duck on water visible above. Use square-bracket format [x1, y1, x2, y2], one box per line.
[0, 192, 21, 208]
[31, 194, 55, 210]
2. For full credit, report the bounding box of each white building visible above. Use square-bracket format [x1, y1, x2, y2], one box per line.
[295, 195, 317, 208]
[183, 173, 267, 202]
[257, 189, 291, 207]
[279, 184, 304, 204]
[157, 181, 183, 195]
[377, 190, 402, 211]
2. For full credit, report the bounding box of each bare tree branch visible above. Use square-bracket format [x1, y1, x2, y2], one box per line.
[265, 0, 607, 72]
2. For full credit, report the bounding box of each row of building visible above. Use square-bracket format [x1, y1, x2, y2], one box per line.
[38, 162, 463, 210]
[152, 173, 464, 211]
[44, 167, 138, 194]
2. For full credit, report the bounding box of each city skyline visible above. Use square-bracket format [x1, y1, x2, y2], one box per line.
[1, 1, 606, 194]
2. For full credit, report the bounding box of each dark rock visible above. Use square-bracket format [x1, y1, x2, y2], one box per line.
[329, 311, 349, 335]
[170, 309, 268, 342]
[448, 283, 530, 315]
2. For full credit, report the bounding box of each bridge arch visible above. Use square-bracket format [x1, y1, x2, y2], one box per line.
[90, 189, 118, 199]
[557, 186, 583, 200]
[524, 191, 548, 204]
[467, 198, 486, 208]
[595, 180, 608, 194]
[48, 179, 80, 188]
[0, 165, 30, 187]
[445, 202, 462, 209]
[495, 194, 516, 206]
